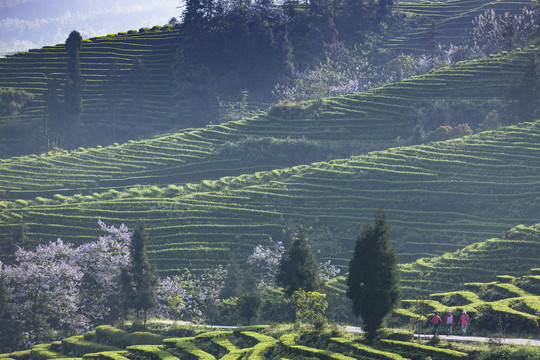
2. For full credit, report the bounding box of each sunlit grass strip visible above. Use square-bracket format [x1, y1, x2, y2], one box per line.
[330, 338, 408, 360]
[279, 334, 356, 360]
[82, 351, 130, 360]
[380, 339, 468, 360]
[127, 345, 180, 360]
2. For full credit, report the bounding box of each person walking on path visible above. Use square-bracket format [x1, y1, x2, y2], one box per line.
[444, 310, 453, 335]
[459, 310, 470, 335]
[430, 311, 442, 335]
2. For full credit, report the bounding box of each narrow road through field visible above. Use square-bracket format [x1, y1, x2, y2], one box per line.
[153, 321, 540, 346]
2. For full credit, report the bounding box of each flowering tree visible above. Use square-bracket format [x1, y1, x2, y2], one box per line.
[155, 266, 227, 323]
[472, 7, 538, 55]
[2, 239, 86, 345]
[73, 220, 132, 325]
[247, 241, 285, 286]
[0, 221, 132, 348]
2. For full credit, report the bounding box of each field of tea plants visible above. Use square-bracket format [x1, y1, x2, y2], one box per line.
[0, 119, 538, 274]
[0, 47, 536, 201]
[395, 268, 540, 335]
[0, 26, 181, 155]
[0, 324, 474, 360]
[400, 223, 540, 297]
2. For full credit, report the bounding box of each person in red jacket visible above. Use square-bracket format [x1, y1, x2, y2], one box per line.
[430, 311, 442, 335]
[459, 310, 470, 335]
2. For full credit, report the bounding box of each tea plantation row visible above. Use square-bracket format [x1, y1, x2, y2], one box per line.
[0, 325, 472, 360]
[0, 47, 537, 201]
[0, 120, 538, 274]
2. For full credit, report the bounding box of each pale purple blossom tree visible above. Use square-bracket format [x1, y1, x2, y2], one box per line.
[0, 220, 132, 346]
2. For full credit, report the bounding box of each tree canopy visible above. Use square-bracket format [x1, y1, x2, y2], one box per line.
[276, 225, 321, 297]
[346, 209, 401, 341]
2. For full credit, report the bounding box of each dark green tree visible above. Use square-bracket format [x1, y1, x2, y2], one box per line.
[64, 30, 83, 124]
[237, 292, 263, 325]
[0, 274, 22, 352]
[276, 226, 321, 297]
[346, 209, 401, 341]
[220, 261, 243, 300]
[119, 221, 158, 328]
[0, 88, 34, 117]
[0, 222, 29, 265]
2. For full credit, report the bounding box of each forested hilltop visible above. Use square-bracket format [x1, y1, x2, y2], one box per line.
[0, 0, 537, 157]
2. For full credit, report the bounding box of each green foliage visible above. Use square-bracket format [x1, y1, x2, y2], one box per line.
[479, 110, 502, 131]
[64, 30, 83, 123]
[0, 88, 34, 117]
[95, 325, 165, 348]
[237, 293, 264, 325]
[380, 339, 468, 359]
[474, 345, 540, 360]
[120, 221, 158, 327]
[61, 336, 121, 357]
[291, 290, 328, 326]
[347, 209, 402, 341]
[277, 226, 321, 297]
[374, 328, 414, 342]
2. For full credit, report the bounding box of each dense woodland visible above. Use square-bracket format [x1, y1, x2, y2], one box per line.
[0, 0, 540, 357]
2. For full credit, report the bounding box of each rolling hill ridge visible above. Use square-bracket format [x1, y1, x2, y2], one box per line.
[1, 47, 537, 201]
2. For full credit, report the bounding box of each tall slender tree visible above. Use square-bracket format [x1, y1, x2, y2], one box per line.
[346, 209, 401, 341]
[120, 221, 158, 328]
[276, 225, 321, 297]
[64, 30, 83, 124]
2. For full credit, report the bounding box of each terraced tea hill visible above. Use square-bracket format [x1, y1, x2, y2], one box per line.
[400, 223, 540, 297]
[0, 119, 538, 274]
[391, 0, 534, 54]
[325, 223, 540, 300]
[0, 324, 472, 360]
[0, 26, 181, 155]
[0, 47, 537, 201]
[395, 270, 540, 335]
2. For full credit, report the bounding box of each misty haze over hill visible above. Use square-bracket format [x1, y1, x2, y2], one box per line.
[0, 0, 180, 55]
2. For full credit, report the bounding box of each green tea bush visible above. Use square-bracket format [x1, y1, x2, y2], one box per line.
[379, 339, 468, 360]
[474, 345, 540, 360]
[61, 336, 120, 357]
[375, 328, 414, 341]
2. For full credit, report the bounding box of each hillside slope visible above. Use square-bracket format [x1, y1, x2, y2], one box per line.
[390, 0, 534, 54]
[400, 223, 540, 297]
[0, 27, 181, 156]
[0, 120, 538, 274]
[0, 47, 537, 201]
[0, 0, 534, 157]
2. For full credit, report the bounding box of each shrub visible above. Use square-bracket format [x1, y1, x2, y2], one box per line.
[380, 339, 468, 359]
[425, 126, 452, 142]
[61, 336, 120, 357]
[375, 328, 414, 342]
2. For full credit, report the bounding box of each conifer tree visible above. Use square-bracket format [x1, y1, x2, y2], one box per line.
[346, 209, 401, 341]
[120, 221, 158, 328]
[276, 226, 321, 297]
[64, 30, 83, 124]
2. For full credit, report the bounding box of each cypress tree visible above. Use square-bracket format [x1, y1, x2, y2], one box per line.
[346, 209, 401, 341]
[276, 225, 321, 297]
[120, 221, 158, 328]
[64, 30, 83, 124]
